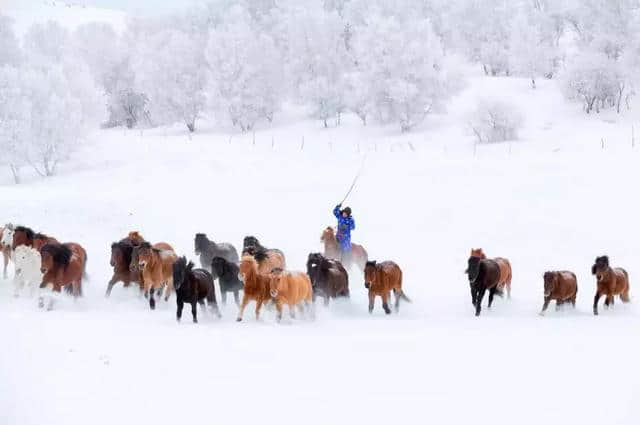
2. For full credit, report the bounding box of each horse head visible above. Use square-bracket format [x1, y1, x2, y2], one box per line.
[466, 256, 482, 284]
[194, 233, 209, 255]
[172, 256, 192, 291]
[543, 271, 558, 297]
[592, 255, 610, 282]
[364, 260, 377, 289]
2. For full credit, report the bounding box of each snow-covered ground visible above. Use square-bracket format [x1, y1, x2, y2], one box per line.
[1, 77, 640, 425]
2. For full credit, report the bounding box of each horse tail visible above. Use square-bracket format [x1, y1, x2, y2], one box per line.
[399, 290, 412, 303]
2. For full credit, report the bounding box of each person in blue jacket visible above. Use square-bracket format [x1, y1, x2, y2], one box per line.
[333, 204, 355, 263]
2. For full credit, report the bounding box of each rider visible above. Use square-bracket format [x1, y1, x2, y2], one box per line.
[333, 204, 355, 263]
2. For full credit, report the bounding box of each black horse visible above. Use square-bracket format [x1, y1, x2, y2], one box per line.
[211, 256, 244, 306]
[242, 236, 286, 262]
[172, 256, 221, 323]
[194, 233, 239, 271]
[466, 256, 503, 316]
[306, 253, 349, 305]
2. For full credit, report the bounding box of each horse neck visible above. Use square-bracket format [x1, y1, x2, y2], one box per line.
[323, 234, 338, 249]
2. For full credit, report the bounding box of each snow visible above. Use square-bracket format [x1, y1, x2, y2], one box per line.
[1, 74, 640, 424]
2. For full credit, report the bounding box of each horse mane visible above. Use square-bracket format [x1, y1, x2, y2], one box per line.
[139, 241, 152, 250]
[15, 226, 35, 240]
[243, 235, 264, 250]
[41, 243, 72, 268]
[112, 241, 133, 266]
[252, 247, 269, 262]
[34, 232, 53, 241]
[365, 260, 377, 269]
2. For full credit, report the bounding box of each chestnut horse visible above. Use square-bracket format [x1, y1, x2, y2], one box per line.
[33, 233, 60, 251]
[591, 255, 630, 315]
[39, 242, 87, 297]
[269, 268, 313, 321]
[321, 226, 368, 272]
[137, 242, 177, 310]
[237, 256, 273, 322]
[364, 260, 410, 314]
[0, 224, 13, 278]
[540, 271, 578, 315]
[466, 256, 503, 316]
[470, 248, 512, 298]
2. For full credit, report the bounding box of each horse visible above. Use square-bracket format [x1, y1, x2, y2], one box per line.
[173, 256, 221, 323]
[306, 253, 349, 306]
[211, 256, 243, 306]
[364, 260, 410, 314]
[539, 271, 577, 315]
[12, 245, 42, 297]
[39, 242, 87, 297]
[0, 224, 14, 279]
[320, 226, 368, 272]
[11, 225, 35, 249]
[106, 239, 143, 296]
[466, 256, 505, 316]
[269, 268, 313, 322]
[470, 248, 512, 298]
[591, 255, 630, 315]
[236, 255, 273, 322]
[242, 236, 286, 274]
[137, 242, 177, 310]
[33, 233, 59, 251]
[130, 241, 173, 274]
[194, 233, 239, 271]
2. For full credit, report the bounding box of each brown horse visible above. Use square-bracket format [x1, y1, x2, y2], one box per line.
[39, 242, 87, 297]
[592, 256, 630, 315]
[236, 256, 273, 322]
[540, 271, 578, 315]
[321, 226, 368, 272]
[0, 225, 12, 279]
[466, 256, 503, 316]
[33, 233, 59, 251]
[470, 248, 512, 298]
[269, 269, 313, 321]
[137, 242, 177, 310]
[242, 236, 286, 275]
[106, 239, 143, 296]
[11, 226, 35, 249]
[364, 260, 410, 314]
[130, 241, 173, 274]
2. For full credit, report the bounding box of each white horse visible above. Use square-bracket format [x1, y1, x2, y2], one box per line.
[0, 223, 15, 279]
[12, 245, 42, 297]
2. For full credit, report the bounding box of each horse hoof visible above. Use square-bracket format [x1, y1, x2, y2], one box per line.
[236, 317, 242, 322]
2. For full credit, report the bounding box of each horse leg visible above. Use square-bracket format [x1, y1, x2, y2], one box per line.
[393, 289, 400, 313]
[555, 299, 564, 312]
[191, 300, 198, 323]
[323, 294, 330, 307]
[176, 296, 183, 321]
[539, 297, 551, 316]
[149, 288, 156, 310]
[163, 282, 173, 301]
[368, 292, 375, 314]
[255, 298, 264, 321]
[3, 251, 8, 279]
[593, 292, 602, 315]
[470, 286, 476, 307]
[105, 275, 118, 297]
[381, 292, 391, 315]
[236, 295, 250, 322]
[289, 302, 296, 319]
[475, 288, 486, 316]
[488, 288, 496, 308]
[221, 290, 227, 306]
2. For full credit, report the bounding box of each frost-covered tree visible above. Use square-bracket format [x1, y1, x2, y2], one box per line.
[0, 15, 21, 67]
[23, 21, 71, 63]
[133, 28, 207, 132]
[353, 10, 455, 132]
[510, 9, 557, 88]
[468, 98, 524, 143]
[284, 4, 351, 127]
[205, 7, 283, 131]
[0, 66, 31, 183]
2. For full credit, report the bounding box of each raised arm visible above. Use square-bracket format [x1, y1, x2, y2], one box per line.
[333, 204, 342, 219]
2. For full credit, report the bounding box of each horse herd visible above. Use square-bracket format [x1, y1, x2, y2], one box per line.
[0, 224, 409, 321]
[0, 223, 632, 319]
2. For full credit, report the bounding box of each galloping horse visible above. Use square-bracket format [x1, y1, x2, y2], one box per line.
[137, 242, 177, 310]
[591, 256, 630, 315]
[39, 242, 87, 297]
[364, 260, 410, 314]
[470, 248, 512, 298]
[321, 226, 368, 272]
[242, 236, 286, 274]
[269, 268, 313, 322]
[306, 253, 349, 305]
[466, 255, 503, 316]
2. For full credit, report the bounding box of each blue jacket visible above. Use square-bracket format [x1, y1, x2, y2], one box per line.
[333, 205, 355, 251]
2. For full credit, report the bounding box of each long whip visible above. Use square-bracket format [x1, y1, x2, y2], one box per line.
[339, 154, 367, 205]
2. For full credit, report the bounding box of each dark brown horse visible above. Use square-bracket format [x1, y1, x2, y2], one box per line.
[321, 226, 368, 272]
[592, 256, 630, 315]
[39, 242, 87, 297]
[306, 253, 349, 305]
[11, 226, 35, 249]
[364, 260, 410, 314]
[540, 271, 578, 315]
[470, 248, 512, 298]
[106, 239, 143, 296]
[466, 256, 503, 316]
